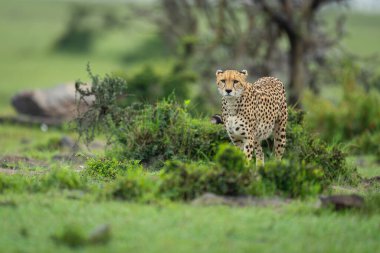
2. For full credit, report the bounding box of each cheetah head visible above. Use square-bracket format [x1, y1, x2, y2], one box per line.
[215, 69, 248, 98]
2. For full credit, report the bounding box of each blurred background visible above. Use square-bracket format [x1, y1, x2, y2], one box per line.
[0, 0, 379, 157]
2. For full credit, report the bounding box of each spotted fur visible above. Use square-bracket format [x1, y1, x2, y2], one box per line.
[215, 69, 288, 165]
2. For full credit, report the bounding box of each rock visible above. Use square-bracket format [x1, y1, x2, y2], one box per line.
[191, 193, 290, 207]
[320, 194, 364, 210]
[11, 83, 94, 122]
[60, 136, 78, 151]
[88, 224, 111, 245]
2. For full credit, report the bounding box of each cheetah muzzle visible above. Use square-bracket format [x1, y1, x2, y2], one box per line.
[215, 69, 288, 166]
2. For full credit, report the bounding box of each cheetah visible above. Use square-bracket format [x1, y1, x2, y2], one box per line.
[215, 69, 288, 166]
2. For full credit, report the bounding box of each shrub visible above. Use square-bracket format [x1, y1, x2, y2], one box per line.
[214, 143, 248, 172]
[303, 83, 380, 144]
[348, 131, 380, 155]
[84, 158, 141, 180]
[0, 174, 28, 193]
[112, 97, 229, 167]
[40, 167, 85, 191]
[159, 145, 327, 200]
[159, 158, 254, 200]
[105, 168, 155, 201]
[75, 65, 128, 144]
[285, 108, 359, 184]
[249, 160, 324, 198]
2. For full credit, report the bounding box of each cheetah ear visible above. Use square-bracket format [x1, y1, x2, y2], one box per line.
[216, 69, 224, 76]
[240, 70, 248, 76]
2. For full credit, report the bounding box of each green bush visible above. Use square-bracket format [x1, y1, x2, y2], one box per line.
[112, 97, 229, 167]
[348, 131, 380, 155]
[285, 108, 358, 184]
[303, 83, 380, 145]
[249, 160, 324, 198]
[214, 143, 248, 172]
[40, 167, 85, 191]
[0, 174, 28, 193]
[159, 147, 328, 200]
[105, 168, 155, 201]
[75, 65, 128, 144]
[1, 168, 87, 193]
[159, 160, 254, 200]
[84, 158, 141, 180]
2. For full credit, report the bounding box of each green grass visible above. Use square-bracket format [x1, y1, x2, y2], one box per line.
[0, 194, 379, 253]
[0, 124, 64, 155]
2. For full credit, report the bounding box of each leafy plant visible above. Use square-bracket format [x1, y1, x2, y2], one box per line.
[0, 174, 28, 193]
[112, 97, 229, 167]
[85, 158, 141, 180]
[40, 167, 85, 191]
[75, 64, 128, 144]
[214, 143, 248, 172]
[303, 71, 380, 144]
[159, 160, 254, 200]
[285, 108, 359, 184]
[249, 160, 324, 198]
[105, 168, 155, 201]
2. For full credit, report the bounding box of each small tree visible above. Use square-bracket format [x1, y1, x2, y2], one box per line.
[158, 0, 347, 107]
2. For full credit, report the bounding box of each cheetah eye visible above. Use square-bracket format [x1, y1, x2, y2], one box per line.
[233, 80, 239, 84]
[220, 79, 226, 84]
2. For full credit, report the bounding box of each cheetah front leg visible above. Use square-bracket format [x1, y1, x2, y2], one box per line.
[252, 139, 264, 166]
[242, 138, 254, 160]
[241, 136, 264, 166]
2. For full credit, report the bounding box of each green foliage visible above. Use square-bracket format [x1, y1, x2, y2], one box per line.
[106, 168, 154, 201]
[0, 174, 28, 193]
[159, 160, 254, 200]
[304, 75, 380, 144]
[249, 160, 324, 198]
[75, 64, 128, 144]
[285, 108, 358, 184]
[40, 167, 85, 191]
[85, 158, 141, 180]
[159, 143, 328, 200]
[214, 144, 247, 172]
[349, 131, 380, 155]
[1, 168, 86, 193]
[112, 97, 228, 167]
